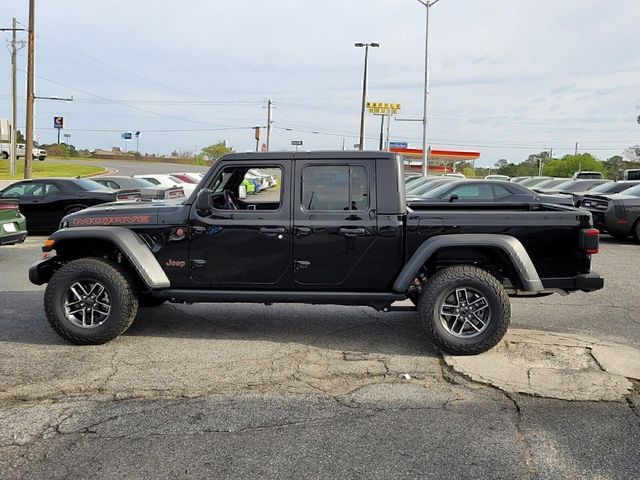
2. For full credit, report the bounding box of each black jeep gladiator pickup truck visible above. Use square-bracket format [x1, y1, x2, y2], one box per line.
[29, 151, 603, 354]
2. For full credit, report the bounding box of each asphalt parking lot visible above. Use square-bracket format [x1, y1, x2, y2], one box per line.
[1, 235, 639, 478]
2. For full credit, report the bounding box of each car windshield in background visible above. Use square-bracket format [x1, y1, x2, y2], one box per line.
[132, 178, 156, 188]
[621, 185, 640, 197]
[589, 182, 637, 194]
[550, 180, 598, 192]
[75, 179, 109, 190]
[534, 179, 567, 189]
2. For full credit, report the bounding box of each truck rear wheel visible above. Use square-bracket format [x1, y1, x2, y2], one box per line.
[44, 258, 138, 345]
[417, 265, 510, 355]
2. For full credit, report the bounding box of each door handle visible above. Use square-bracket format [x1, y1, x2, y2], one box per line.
[260, 227, 286, 234]
[295, 227, 311, 237]
[339, 227, 366, 236]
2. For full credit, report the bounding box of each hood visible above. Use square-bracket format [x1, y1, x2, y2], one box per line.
[61, 200, 186, 228]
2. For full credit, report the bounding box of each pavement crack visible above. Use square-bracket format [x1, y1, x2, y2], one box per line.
[502, 392, 535, 479]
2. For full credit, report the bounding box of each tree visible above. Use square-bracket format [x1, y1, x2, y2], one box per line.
[623, 145, 640, 162]
[201, 141, 234, 165]
[542, 153, 605, 178]
[15, 130, 25, 143]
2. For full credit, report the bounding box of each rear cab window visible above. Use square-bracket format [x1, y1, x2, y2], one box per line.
[301, 165, 369, 211]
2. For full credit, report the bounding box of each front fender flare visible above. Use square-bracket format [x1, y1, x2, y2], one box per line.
[47, 226, 170, 289]
[393, 234, 543, 293]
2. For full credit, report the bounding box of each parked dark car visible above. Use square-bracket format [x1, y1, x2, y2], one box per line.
[407, 179, 574, 205]
[572, 181, 640, 207]
[0, 199, 27, 245]
[581, 184, 640, 242]
[93, 176, 186, 201]
[0, 178, 141, 233]
[538, 179, 611, 195]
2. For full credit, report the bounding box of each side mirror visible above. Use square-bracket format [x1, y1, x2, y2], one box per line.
[196, 188, 213, 211]
[448, 194, 459, 203]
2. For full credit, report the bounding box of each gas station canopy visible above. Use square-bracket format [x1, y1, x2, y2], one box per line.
[389, 147, 480, 173]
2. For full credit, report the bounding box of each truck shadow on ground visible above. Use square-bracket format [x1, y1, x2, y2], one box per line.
[0, 291, 438, 357]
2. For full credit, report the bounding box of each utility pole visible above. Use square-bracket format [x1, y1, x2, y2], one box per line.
[385, 106, 391, 149]
[266, 99, 272, 152]
[11, 19, 21, 176]
[378, 115, 385, 150]
[2, 19, 27, 176]
[24, 0, 35, 179]
[574, 142, 579, 156]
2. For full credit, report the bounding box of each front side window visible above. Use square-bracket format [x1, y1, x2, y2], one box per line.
[209, 165, 282, 211]
[302, 165, 369, 211]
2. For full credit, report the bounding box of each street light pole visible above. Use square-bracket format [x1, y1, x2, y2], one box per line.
[355, 42, 379, 150]
[417, 0, 440, 176]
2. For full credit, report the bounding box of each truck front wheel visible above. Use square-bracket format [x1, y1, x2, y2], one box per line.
[44, 258, 139, 345]
[417, 265, 510, 355]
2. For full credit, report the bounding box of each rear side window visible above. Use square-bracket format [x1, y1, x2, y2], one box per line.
[449, 183, 493, 200]
[302, 165, 369, 211]
[492, 185, 512, 198]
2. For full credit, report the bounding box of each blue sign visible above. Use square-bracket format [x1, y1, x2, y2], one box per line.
[53, 116, 63, 129]
[122, 132, 132, 140]
[389, 141, 408, 149]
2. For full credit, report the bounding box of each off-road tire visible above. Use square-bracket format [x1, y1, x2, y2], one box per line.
[44, 257, 138, 345]
[417, 265, 510, 355]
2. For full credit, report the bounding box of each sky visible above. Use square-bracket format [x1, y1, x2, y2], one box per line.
[1, 0, 639, 167]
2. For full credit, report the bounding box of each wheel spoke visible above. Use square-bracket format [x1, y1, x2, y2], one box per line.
[69, 285, 83, 301]
[64, 281, 110, 328]
[455, 288, 468, 305]
[439, 287, 492, 338]
[473, 304, 488, 315]
[457, 319, 468, 335]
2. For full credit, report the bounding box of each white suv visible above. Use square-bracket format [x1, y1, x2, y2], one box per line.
[0, 143, 47, 161]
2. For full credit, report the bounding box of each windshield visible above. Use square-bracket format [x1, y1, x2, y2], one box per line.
[621, 185, 640, 197]
[589, 182, 634, 194]
[535, 179, 567, 189]
[132, 178, 155, 188]
[75, 179, 109, 190]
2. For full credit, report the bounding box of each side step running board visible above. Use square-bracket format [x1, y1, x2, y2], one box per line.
[153, 289, 405, 306]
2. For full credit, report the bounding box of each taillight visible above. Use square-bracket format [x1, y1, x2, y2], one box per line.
[117, 193, 142, 201]
[579, 228, 600, 254]
[0, 204, 18, 212]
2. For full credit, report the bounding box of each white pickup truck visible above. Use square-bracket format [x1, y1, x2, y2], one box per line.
[0, 143, 47, 161]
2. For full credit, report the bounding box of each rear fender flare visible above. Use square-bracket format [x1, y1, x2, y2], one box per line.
[393, 234, 543, 293]
[48, 226, 170, 289]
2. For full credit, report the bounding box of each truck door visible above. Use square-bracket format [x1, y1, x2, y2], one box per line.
[189, 160, 292, 286]
[293, 159, 377, 287]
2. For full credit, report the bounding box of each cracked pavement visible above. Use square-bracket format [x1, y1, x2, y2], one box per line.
[0, 236, 639, 478]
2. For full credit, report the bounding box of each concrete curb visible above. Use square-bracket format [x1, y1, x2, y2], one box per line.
[444, 328, 640, 402]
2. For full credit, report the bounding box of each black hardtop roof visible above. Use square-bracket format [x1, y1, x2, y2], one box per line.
[220, 150, 398, 162]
